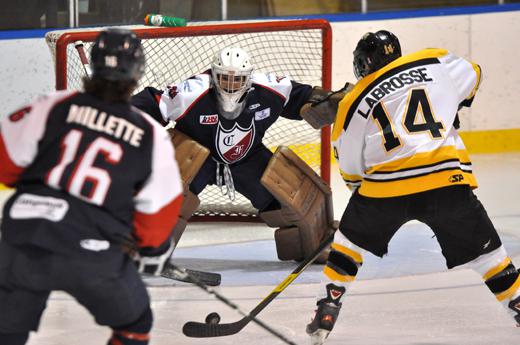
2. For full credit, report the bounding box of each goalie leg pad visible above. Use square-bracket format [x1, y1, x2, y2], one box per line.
[172, 188, 200, 249]
[259, 207, 298, 228]
[169, 129, 210, 184]
[274, 227, 303, 261]
[261, 147, 334, 261]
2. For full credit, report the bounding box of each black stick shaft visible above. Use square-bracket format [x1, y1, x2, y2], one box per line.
[183, 231, 335, 338]
[248, 231, 334, 318]
[170, 264, 297, 345]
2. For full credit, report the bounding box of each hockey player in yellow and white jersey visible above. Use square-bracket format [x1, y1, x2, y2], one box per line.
[303, 30, 520, 344]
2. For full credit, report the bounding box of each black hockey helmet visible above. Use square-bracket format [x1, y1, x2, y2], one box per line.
[353, 30, 401, 79]
[90, 28, 145, 82]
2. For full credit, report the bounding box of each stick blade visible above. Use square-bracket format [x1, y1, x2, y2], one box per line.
[161, 264, 221, 286]
[182, 319, 247, 337]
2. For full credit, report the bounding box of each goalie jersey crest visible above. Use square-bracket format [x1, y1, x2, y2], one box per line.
[215, 120, 255, 164]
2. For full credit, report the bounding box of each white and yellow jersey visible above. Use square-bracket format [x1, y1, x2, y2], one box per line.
[332, 48, 481, 197]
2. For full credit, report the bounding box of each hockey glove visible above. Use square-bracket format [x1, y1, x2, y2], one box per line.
[300, 82, 353, 129]
[135, 238, 175, 276]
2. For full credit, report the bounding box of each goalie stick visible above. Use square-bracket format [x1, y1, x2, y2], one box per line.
[74, 40, 222, 287]
[169, 263, 297, 345]
[182, 230, 335, 338]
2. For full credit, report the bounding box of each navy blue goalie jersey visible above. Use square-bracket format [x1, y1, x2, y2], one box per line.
[131, 72, 313, 165]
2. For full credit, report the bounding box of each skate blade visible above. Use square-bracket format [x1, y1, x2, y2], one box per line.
[310, 329, 330, 345]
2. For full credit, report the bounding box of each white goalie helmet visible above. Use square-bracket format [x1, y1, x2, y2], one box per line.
[211, 47, 254, 120]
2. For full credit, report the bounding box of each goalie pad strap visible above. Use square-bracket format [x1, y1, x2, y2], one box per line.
[261, 147, 334, 260]
[259, 207, 298, 228]
[168, 128, 210, 184]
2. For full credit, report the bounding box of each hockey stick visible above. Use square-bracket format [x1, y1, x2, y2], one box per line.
[74, 41, 92, 78]
[182, 230, 335, 338]
[169, 263, 297, 345]
[74, 42, 222, 287]
[161, 261, 221, 286]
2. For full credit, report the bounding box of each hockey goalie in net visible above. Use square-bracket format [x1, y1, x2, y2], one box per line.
[131, 46, 349, 263]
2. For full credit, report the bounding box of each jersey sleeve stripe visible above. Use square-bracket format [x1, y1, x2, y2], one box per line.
[0, 133, 24, 186]
[133, 194, 183, 247]
[467, 63, 482, 101]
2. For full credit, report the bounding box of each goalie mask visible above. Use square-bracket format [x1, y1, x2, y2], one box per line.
[211, 47, 254, 120]
[353, 30, 401, 80]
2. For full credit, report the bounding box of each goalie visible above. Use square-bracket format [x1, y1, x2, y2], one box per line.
[132, 46, 349, 262]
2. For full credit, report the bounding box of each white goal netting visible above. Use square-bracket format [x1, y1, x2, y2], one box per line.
[46, 19, 332, 219]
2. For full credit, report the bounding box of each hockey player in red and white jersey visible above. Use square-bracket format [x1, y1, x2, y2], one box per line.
[0, 29, 183, 345]
[132, 46, 345, 263]
[304, 30, 520, 344]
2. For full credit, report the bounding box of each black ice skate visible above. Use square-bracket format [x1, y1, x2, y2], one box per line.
[306, 283, 346, 345]
[508, 295, 520, 326]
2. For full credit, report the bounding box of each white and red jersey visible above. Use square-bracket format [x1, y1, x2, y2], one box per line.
[332, 49, 481, 197]
[157, 72, 295, 122]
[0, 91, 183, 256]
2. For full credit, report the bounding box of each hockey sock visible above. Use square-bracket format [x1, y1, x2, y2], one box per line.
[317, 231, 363, 302]
[467, 246, 520, 323]
[484, 262, 520, 320]
[108, 307, 153, 345]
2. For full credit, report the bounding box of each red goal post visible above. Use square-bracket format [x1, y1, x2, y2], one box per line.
[46, 19, 332, 220]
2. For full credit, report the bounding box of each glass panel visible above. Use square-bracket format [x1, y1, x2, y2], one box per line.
[1, 0, 519, 30]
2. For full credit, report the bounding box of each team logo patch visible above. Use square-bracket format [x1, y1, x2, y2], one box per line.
[215, 120, 255, 164]
[80, 239, 110, 252]
[167, 85, 178, 98]
[10, 193, 69, 222]
[255, 108, 270, 121]
[200, 114, 218, 125]
[275, 75, 286, 83]
[448, 174, 464, 183]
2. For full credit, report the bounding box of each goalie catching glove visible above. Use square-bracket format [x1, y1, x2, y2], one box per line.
[135, 238, 175, 276]
[300, 82, 353, 129]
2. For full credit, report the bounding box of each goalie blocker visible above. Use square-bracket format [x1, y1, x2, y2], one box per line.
[260, 147, 336, 263]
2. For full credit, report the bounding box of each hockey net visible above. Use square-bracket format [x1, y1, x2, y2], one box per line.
[45, 19, 332, 220]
